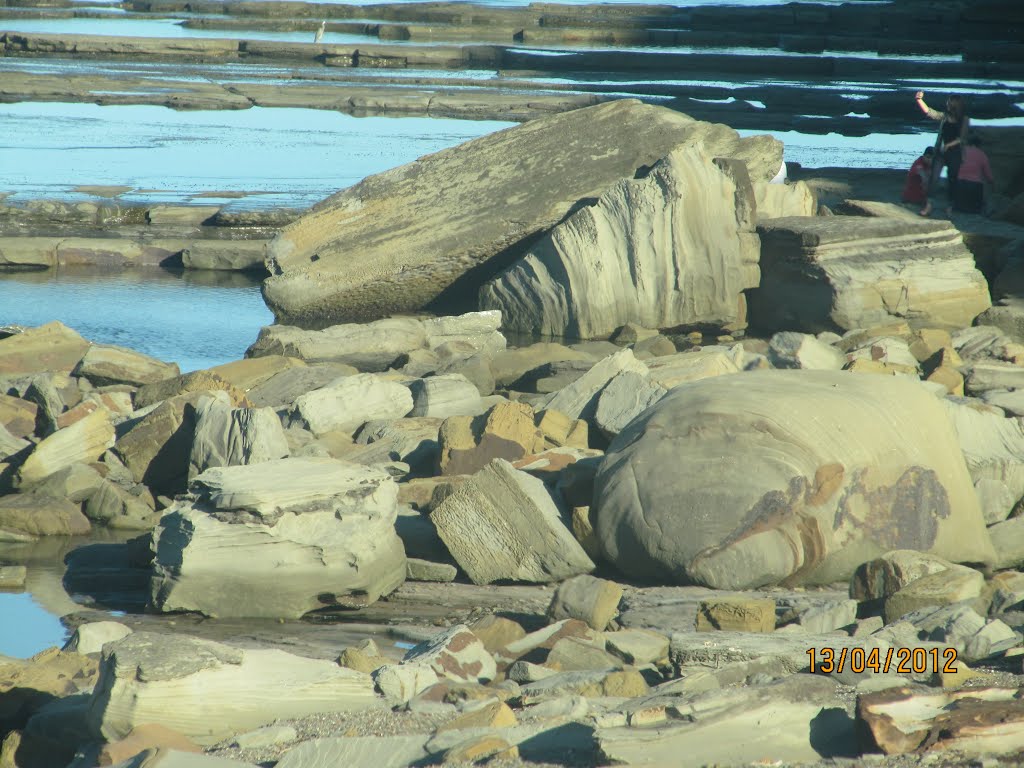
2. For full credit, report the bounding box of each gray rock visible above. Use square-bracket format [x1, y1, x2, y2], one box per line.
[274, 735, 430, 768]
[73, 344, 179, 387]
[83, 478, 158, 530]
[373, 663, 438, 703]
[430, 459, 595, 585]
[188, 395, 290, 480]
[547, 574, 623, 631]
[406, 558, 457, 583]
[989, 516, 1024, 570]
[289, 374, 413, 436]
[850, 550, 955, 602]
[62, 621, 132, 655]
[965, 361, 1024, 394]
[406, 374, 483, 419]
[768, 331, 846, 370]
[541, 348, 648, 422]
[595, 370, 994, 589]
[230, 725, 298, 750]
[246, 363, 357, 409]
[17, 409, 115, 488]
[797, 599, 858, 634]
[593, 371, 666, 439]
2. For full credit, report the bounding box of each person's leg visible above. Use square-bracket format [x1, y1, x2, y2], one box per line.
[944, 149, 962, 215]
[920, 157, 943, 216]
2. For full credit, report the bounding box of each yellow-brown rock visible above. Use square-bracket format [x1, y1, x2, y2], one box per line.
[438, 401, 545, 476]
[696, 597, 776, 633]
[536, 408, 589, 449]
[437, 700, 517, 732]
[0, 321, 89, 376]
[133, 370, 249, 410]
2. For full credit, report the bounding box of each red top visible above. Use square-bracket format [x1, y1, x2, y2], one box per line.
[902, 156, 931, 204]
[958, 146, 994, 184]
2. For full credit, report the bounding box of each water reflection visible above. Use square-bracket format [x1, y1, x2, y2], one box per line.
[0, 266, 274, 372]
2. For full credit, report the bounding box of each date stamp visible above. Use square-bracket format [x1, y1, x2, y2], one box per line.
[807, 647, 958, 675]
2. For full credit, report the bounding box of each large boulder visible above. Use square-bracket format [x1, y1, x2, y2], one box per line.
[748, 216, 991, 334]
[480, 144, 758, 339]
[263, 100, 781, 328]
[594, 370, 994, 589]
[16, 409, 115, 488]
[86, 632, 380, 747]
[0, 322, 89, 375]
[73, 344, 179, 387]
[150, 457, 406, 618]
[188, 395, 290, 480]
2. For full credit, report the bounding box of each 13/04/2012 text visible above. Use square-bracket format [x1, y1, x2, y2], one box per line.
[807, 647, 958, 675]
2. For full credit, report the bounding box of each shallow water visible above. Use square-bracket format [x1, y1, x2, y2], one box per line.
[0, 592, 68, 658]
[0, 267, 274, 372]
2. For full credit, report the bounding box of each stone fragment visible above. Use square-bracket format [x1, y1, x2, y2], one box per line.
[406, 559, 457, 583]
[467, 616, 526, 655]
[62, 621, 132, 656]
[133, 370, 248, 410]
[0, 393, 38, 439]
[540, 349, 648, 421]
[373, 663, 439, 703]
[273, 735, 430, 768]
[437, 700, 517, 732]
[442, 735, 515, 764]
[245, 362, 356, 408]
[84, 479, 158, 530]
[230, 725, 298, 750]
[0, 493, 91, 539]
[114, 394, 200, 493]
[73, 344, 179, 387]
[989, 516, 1024, 570]
[593, 371, 666, 439]
[338, 640, 388, 675]
[605, 629, 670, 666]
[518, 669, 648, 701]
[16, 409, 114, 488]
[547, 574, 622, 631]
[0, 565, 26, 588]
[437, 401, 544, 477]
[883, 566, 986, 624]
[289, 374, 413, 436]
[696, 597, 776, 633]
[402, 625, 496, 684]
[768, 331, 846, 369]
[0, 321, 89, 376]
[406, 374, 483, 419]
[98, 723, 201, 766]
[430, 459, 594, 584]
[535, 409, 589, 450]
[188, 395, 289, 479]
[495, 619, 601, 667]
[353, 418, 442, 474]
[850, 550, 956, 602]
[546, 638, 622, 672]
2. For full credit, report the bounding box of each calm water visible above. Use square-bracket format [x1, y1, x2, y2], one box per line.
[0, 592, 68, 658]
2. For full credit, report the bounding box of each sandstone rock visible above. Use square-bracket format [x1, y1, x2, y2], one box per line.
[507, 660, 558, 684]
[406, 374, 483, 418]
[750, 217, 991, 333]
[403, 625, 496, 684]
[0, 565, 26, 588]
[150, 458, 406, 618]
[437, 401, 544, 476]
[133, 371, 248, 410]
[181, 239, 268, 272]
[289, 374, 413, 436]
[546, 638, 623, 672]
[902, 604, 1019, 663]
[631, 334, 677, 360]
[73, 344, 179, 387]
[541, 348, 648, 422]
[593, 371, 666, 439]
[569, 506, 600, 561]
[84, 479, 159, 530]
[753, 179, 817, 219]
[768, 331, 846, 369]
[965, 360, 1024, 395]
[0, 321, 88, 375]
[495, 619, 602, 667]
[230, 724, 297, 750]
[927, 365, 964, 395]
[442, 735, 516, 764]
[16, 409, 115, 488]
[114, 395, 198, 494]
[695, 597, 776, 633]
[206, 355, 306, 393]
[373, 663, 439, 703]
[990, 571, 1024, 614]
[490, 343, 592, 389]
[99, 723, 202, 766]
[518, 668, 648, 702]
[883, 565, 986, 624]
[24, 462, 104, 503]
[798, 599, 858, 633]
[481, 143, 758, 339]
[406, 558, 457, 582]
[86, 632, 380, 746]
[547, 575, 622, 631]
[467, 616, 526, 655]
[850, 550, 955, 603]
[337, 640, 388, 675]
[438, 700, 517, 733]
[0, 394, 38, 439]
[0, 492, 91, 539]
[595, 370, 993, 589]
[430, 459, 594, 584]
[188, 395, 289, 479]
[274, 735, 430, 768]
[264, 101, 780, 327]
[535, 409, 588, 449]
[62, 621, 132, 656]
[857, 686, 1024, 756]
[0, 423, 27, 462]
[612, 323, 659, 345]
[988, 516, 1024, 570]
[244, 362, 356, 408]
[512, 446, 603, 484]
[605, 629, 670, 666]
[643, 346, 743, 388]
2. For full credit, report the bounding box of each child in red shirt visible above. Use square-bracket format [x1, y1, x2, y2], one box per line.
[902, 146, 934, 205]
[954, 135, 994, 214]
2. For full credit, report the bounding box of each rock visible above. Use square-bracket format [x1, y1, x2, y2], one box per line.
[518, 668, 648, 702]
[632, 334, 677, 360]
[373, 663, 439, 703]
[988, 516, 1024, 570]
[768, 331, 847, 369]
[0, 393, 38, 439]
[437, 401, 544, 476]
[0, 422, 28, 462]
[798, 599, 858, 633]
[85, 632, 380, 747]
[857, 686, 1024, 756]
[513, 446, 603, 483]
[605, 629, 670, 666]
[244, 362, 356, 408]
[133, 371, 249, 411]
[883, 565, 986, 624]
[394, 505, 452, 563]
[927, 365, 965, 395]
[230, 724, 297, 750]
[643, 346, 743, 388]
[0, 648, 98, 734]
[595, 370, 994, 588]
[406, 558, 457, 582]
[16, 409, 114, 488]
[403, 625, 496, 684]
[593, 371, 666, 439]
[99, 723, 202, 766]
[467, 616, 526, 655]
[62, 621, 132, 656]
[850, 550, 955, 602]
[613, 323, 659, 345]
[547, 575, 622, 632]
[495, 619, 602, 667]
[438, 700, 517, 733]
[204, 355, 306, 393]
[535, 409, 589, 449]
[990, 571, 1024, 614]
[750, 217, 991, 333]
[0, 565, 26, 588]
[481, 143, 758, 339]
[753, 179, 817, 218]
[289, 374, 413, 436]
[695, 597, 776, 633]
[188, 395, 289, 479]
[546, 638, 623, 672]
[265, 100, 779, 327]
[337, 639, 388, 675]
[507, 660, 558, 684]
[349, 417, 442, 473]
[114, 395, 199, 494]
[442, 735, 516, 764]
[84, 479, 158, 530]
[73, 344, 179, 387]
[598, 676, 852, 766]
[964, 360, 1024, 395]
[0, 492, 91, 539]
[541, 349, 649, 422]
[0, 321, 89, 375]
[274, 735, 430, 768]
[902, 604, 1019, 663]
[405, 374, 483, 419]
[430, 459, 594, 584]
[490, 344, 592, 389]
[150, 458, 406, 618]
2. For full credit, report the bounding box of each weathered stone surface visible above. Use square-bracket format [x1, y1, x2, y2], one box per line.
[0, 394, 38, 439]
[264, 100, 780, 328]
[753, 179, 817, 219]
[245, 362, 356, 409]
[437, 401, 544, 476]
[495, 619, 602, 667]
[150, 458, 406, 618]
[535, 409, 589, 450]
[406, 374, 483, 418]
[406, 558, 457, 583]
[353, 418, 442, 474]
[547, 575, 622, 631]
[988, 516, 1024, 570]
[0, 565, 27, 588]
[850, 550, 955, 603]
[205, 355, 306, 393]
[0, 321, 89, 375]
[430, 459, 594, 584]
[595, 370, 994, 589]
[403, 625, 496, 684]
[902, 604, 1019, 663]
[274, 734, 430, 768]
[605, 629, 670, 666]
[643, 346, 743, 388]
[490, 343, 592, 389]
[883, 565, 985, 624]
[798, 599, 858, 633]
[468, 616, 527, 655]
[84, 478, 158, 530]
[181, 239, 268, 272]
[696, 597, 776, 633]
[546, 638, 622, 672]
[0, 493, 91, 539]
[17, 409, 115, 488]
[86, 632, 380, 747]
[73, 344, 179, 387]
[518, 668, 648, 701]
[188, 395, 289, 479]
[373, 663, 439, 703]
[768, 331, 846, 369]
[964, 361, 1024, 395]
[0, 422, 28, 462]
[481, 144, 757, 339]
[541, 348, 648, 422]
[750, 216, 991, 333]
[593, 371, 666, 439]
[62, 621, 132, 656]
[99, 723, 202, 766]
[857, 686, 1024, 756]
[114, 394, 198, 493]
[133, 370, 249, 411]
[288, 374, 413, 437]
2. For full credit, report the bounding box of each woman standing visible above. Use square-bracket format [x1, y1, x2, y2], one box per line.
[914, 91, 969, 217]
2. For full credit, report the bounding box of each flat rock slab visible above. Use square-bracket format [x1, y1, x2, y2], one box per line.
[750, 215, 991, 334]
[263, 99, 781, 327]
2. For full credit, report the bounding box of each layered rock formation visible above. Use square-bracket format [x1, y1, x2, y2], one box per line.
[479, 144, 758, 339]
[262, 100, 781, 328]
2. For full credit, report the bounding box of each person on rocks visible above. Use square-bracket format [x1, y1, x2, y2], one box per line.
[953, 134, 994, 215]
[901, 145, 934, 206]
[914, 91, 969, 218]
